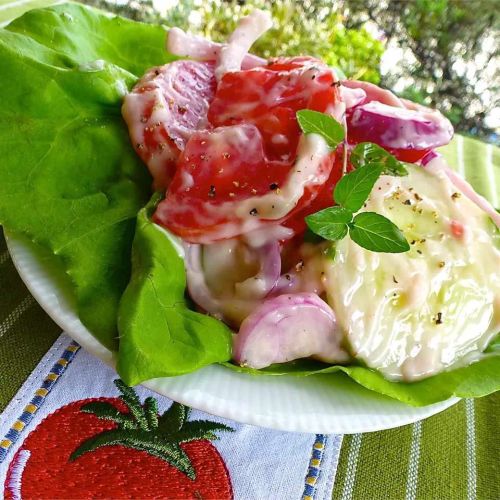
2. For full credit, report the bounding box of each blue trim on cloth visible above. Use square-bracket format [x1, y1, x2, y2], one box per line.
[302, 434, 328, 499]
[0, 341, 80, 464]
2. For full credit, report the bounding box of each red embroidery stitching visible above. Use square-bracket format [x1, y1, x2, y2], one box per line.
[5, 396, 233, 499]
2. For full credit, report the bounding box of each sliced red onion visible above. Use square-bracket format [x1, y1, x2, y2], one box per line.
[419, 149, 440, 166]
[272, 273, 297, 294]
[342, 79, 404, 107]
[215, 9, 273, 80]
[271, 269, 323, 296]
[184, 239, 282, 324]
[184, 243, 225, 319]
[425, 156, 500, 227]
[233, 293, 350, 369]
[339, 85, 366, 109]
[235, 241, 281, 299]
[167, 27, 266, 69]
[348, 101, 453, 150]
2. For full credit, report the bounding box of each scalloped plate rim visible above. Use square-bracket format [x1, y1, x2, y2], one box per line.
[5, 230, 459, 434]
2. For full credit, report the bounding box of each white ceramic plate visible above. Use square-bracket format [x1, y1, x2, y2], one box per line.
[6, 231, 458, 434]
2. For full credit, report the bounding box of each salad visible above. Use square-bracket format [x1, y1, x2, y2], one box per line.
[0, 4, 498, 405]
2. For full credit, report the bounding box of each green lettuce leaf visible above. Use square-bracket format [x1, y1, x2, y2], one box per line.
[124, 199, 498, 403]
[0, 3, 172, 349]
[117, 195, 232, 385]
[0, 3, 497, 406]
[223, 339, 500, 406]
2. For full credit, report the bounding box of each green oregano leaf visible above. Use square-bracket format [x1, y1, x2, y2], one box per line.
[296, 110, 410, 254]
[305, 206, 352, 241]
[351, 142, 408, 176]
[296, 109, 345, 149]
[349, 212, 410, 253]
[334, 164, 383, 212]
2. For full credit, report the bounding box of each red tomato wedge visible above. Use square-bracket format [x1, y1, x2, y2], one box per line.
[154, 57, 341, 243]
[208, 57, 339, 160]
[153, 124, 293, 242]
[122, 61, 216, 188]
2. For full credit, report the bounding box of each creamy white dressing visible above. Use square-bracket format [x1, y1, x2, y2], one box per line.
[200, 239, 269, 325]
[327, 101, 346, 124]
[215, 9, 272, 81]
[242, 225, 294, 247]
[122, 89, 176, 184]
[126, 13, 498, 379]
[167, 27, 266, 69]
[121, 61, 214, 187]
[342, 79, 404, 107]
[271, 133, 288, 145]
[324, 163, 500, 381]
[339, 85, 366, 109]
[426, 156, 500, 227]
[234, 133, 331, 219]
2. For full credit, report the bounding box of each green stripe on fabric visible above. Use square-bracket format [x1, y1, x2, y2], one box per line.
[332, 435, 355, 500]
[462, 136, 494, 205]
[464, 399, 477, 500]
[490, 145, 500, 208]
[416, 400, 468, 500]
[354, 425, 413, 500]
[0, 249, 38, 327]
[475, 392, 500, 500]
[333, 425, 413, 500]
[0, 229, 61, 412]
[405, 421, 422, 500]
[440, 135, 500, 207]
[440, 140, 458, 173]
[333, 399, 494, 500]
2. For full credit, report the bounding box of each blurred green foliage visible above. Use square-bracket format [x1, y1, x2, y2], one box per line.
[82, 0, 383, 83]
[166, 0, 383, 83]
[80, 0, 499, 140]
[343, 0, 499, 140]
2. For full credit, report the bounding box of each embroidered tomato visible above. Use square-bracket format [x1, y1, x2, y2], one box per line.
[5, 381, 233, 500]
[154, 57, 340, 243]
[122, 60, 216, 189]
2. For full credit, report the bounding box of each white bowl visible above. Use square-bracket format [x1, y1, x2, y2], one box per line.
[6, 231, 458, 433]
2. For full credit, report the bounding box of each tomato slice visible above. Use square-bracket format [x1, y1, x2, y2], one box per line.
[122, 61, 216, 188]
[154, 57, 341, 243]
[154, 124, 293, 242]
[208, 56, 339, 161]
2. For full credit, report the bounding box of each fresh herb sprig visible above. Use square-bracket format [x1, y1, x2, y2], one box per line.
[296, 109, 410, 254]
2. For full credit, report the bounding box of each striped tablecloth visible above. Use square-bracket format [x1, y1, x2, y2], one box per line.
[0, 2, 499, 499]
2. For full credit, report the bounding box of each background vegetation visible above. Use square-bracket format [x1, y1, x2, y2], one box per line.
[82, 0, 499, 143]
